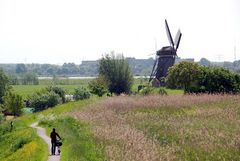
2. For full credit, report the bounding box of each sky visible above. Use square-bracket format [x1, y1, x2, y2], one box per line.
[0, 0, 239, 64]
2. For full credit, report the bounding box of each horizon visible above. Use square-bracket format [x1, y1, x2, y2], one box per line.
[0, 0, 239, 64]
[0, 56, 238, 66]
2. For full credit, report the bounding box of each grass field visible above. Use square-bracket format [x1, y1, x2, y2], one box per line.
[12, 85, 83, 99]
[12, 78, 92, 98]
[38, 78, 92, 85]
[70, 94, 240, 161]
[12, 77, 183, 99]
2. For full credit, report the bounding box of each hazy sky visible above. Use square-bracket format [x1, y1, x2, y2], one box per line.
[0, 0, 239, 64]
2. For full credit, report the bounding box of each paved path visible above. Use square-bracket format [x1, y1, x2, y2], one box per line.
[30, 122, 60, 161]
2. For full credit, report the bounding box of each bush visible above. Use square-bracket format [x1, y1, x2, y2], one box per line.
[0, 106, 4, 122]
[199, 67, 240, 93]
[139, 85, 154, 95]
[2, 91, 24, 116]
[166, 61, 240, 94]
[46, 86, 66, 103]
[158, 88, 168, 95]
[73, 87, 91, 100]
[0, 112, 5, 123]
[29, 92, 62, 112]
[0, 69, 9, 104]
[88, 76, 108, 97]
[0, 121, 9, 135]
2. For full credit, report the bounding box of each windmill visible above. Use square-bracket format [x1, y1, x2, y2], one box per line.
[149, 19, 182, 86]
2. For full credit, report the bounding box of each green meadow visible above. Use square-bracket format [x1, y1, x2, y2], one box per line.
[4, 78, 239, 161]
[12, 78, 183, 99]
[2, 93, 240, 160]
[12, 85, 77, 99]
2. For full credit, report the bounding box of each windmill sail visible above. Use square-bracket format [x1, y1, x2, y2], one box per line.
[165, 19, 174, 47]
[149, 57, 158, 82]
[174, 29, 182, 51]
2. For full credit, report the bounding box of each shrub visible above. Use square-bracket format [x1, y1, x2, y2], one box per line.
[0, 69, 9, 104]
[73, 87, 91, 100]
[29, 92, 62, 112]
[139, 85, 154, 95]
[0, 106, 4, 122]
[0, 112, 5, 123]
[2, 91, 24, 116]
[88, 76, 108, 97]
[166, 61, 240, 94]
[199, 67, 240, 93]
[0, 121, 10, 135]
[158, 88, 168, 95]
[46, 86, 66, 103]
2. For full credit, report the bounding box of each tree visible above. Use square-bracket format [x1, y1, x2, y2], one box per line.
[88, 76, 108, 97]
[166, 62, 204, 92]
[0, 69, 9, 104]
[8, 74, 19, 85]
[21, 72, 39, 85]
[199, 58, 211, 66]
[166, 61, 240, 93]
[16, 64, 27, 74]
[200, 67, 240, 93]
[99, 52, 133, 95]
[62, 63, 80, 75]
[2, 91, 24, 116]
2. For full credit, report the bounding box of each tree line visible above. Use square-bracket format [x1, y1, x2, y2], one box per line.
[2, 57, 240, 78]
[166, 61, 240, 93]
[0, 58, 154, 77]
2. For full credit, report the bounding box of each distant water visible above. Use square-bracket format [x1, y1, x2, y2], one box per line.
[38, 76, 96, 80]
[38, 76, 149, 79]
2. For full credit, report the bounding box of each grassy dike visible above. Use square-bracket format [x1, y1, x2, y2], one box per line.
[0, 97, 105, 161]
[0, 116, 48, 161]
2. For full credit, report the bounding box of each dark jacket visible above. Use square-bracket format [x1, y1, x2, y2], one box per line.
[50, 131, 61, 142]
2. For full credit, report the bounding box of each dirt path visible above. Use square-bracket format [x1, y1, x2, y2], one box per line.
[30, 122, 60, 161]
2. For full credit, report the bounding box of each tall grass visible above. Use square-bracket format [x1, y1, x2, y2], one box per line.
[71, 94, 240, 160]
